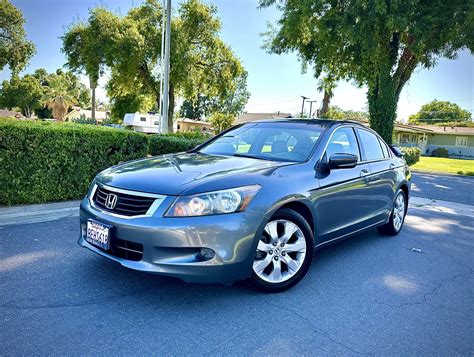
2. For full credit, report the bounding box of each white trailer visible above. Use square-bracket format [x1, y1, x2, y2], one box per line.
[123, 113, 161, 134]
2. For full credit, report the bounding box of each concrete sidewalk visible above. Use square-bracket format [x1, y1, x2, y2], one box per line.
[0, 196, 472, 227]
[0, 200, 81, 226]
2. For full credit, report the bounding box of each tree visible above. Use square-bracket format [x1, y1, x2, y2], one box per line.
[260, 0, 473, 143]
[41, 73, 78, 121]
[408, 100, 472, 124]
[0, 74, 43, 117]
[0, 0, 35, 76]
[179, 72, 250, 119]
[64, 0, 247, 132]
[320, 105, 369, 121]
[62, 11, 109, 121]
[208, 113, 234, 133]
[316, 75, 337, 117]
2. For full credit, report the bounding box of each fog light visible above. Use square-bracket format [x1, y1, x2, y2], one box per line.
[199, 248, 215, 260]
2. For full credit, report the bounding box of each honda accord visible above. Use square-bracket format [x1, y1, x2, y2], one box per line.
[79, 119, 410, 292]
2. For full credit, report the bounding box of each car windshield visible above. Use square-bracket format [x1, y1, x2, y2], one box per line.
[199, 122, 326, 162]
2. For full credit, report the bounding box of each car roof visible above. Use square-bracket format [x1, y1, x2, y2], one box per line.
[246, 118, 364, 127]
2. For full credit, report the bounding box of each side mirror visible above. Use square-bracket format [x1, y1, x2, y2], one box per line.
[329, 153, 358, 169]
[389, 145, 404, 158]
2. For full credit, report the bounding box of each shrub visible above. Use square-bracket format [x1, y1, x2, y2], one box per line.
[0, 118, 149, 205]
[400, 147, 421, 166]
[208, 113, 235, 133]
[148, 135, 207, 156]
[431, 147, 449, 158]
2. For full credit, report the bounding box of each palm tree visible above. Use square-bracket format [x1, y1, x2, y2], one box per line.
[317, 75, 337, 117]
[41, 74, 77, 121]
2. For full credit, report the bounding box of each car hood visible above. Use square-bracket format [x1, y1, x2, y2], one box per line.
[97, 152, 289, 195]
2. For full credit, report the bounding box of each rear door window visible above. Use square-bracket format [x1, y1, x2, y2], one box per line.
[356, 129, 385, 161]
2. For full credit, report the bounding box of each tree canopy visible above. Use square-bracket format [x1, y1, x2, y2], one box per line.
[0, 69, 90, 119]
[63, 0, 248, 129]
[0, 0, 35, 76]
[408, 100, 472, 124]
[260, 0, 473, 143]
[179, 72, 250, 119]
[320, 106, 370, 122]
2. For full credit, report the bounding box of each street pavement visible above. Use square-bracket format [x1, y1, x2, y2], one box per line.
[1, 204, 473, 355]
[411, 172, 474, 205]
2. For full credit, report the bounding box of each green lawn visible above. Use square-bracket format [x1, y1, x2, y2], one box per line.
[411, 156, 474, 176]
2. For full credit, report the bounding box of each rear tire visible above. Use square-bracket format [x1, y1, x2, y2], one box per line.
[377, 189, 407, 236]
[248, 208, 314, 292]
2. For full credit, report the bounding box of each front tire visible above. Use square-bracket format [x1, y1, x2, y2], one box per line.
[249, 208, 314, 292]
[377, 189, 407, 236]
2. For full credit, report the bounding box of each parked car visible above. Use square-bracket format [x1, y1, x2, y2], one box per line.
[79, 119, 410, 292]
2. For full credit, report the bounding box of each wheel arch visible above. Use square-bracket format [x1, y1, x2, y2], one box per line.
[265, 198, 316, 240]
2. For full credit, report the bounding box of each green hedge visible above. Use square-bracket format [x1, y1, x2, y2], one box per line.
[0, 118, 149, 205]
[400, 147, 421, 166]
[149, 135, 206, 156]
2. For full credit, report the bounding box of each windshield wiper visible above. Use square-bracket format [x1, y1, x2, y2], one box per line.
[232, 153, 297, 163]
[232, 153, 268, 160]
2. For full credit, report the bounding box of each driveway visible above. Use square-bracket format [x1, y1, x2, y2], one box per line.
[411, 172, 474, 205]
[1, 206, 472, 355]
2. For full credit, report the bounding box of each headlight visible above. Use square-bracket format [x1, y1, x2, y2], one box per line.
[166, 185, 261, 217]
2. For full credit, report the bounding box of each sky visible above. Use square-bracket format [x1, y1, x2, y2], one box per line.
[2, 0, 473, 121]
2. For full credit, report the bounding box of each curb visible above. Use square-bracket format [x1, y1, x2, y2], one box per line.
[409, 196, 474, 218]
[0, 200, 81, 227]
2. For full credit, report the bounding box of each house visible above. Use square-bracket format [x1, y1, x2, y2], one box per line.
[235, 112, 293, 125]
[175, 118, 213, 133]
[393, 124, 474, 158]
[0, 109, 25, 119]
[65, 107, 109, 122]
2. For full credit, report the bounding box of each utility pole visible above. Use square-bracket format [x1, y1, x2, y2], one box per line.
[300, 96, 309, 117]
[161, 0, 172, 133]
[308, 100, 317, 118]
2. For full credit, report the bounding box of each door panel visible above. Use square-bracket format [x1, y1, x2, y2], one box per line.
[368, 160, 397, 220]
[313, 127, 374, 242]
[314, 163, 374, 241]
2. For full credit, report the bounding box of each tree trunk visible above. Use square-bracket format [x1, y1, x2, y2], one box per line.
[319, 90, 331, 117]
[167, 83, 175, 133]
[367, 75, 398, 144]
[90, 75, 97, 122]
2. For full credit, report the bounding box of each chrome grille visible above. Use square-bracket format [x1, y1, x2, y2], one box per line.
[93, 185, 156, 216]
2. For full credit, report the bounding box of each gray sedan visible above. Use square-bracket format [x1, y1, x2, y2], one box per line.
[79, 119, 410, 292]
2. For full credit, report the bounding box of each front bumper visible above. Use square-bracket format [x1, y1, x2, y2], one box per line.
[78, 197, 265, 284]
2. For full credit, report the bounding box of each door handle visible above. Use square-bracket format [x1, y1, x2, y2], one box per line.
[390, 163, 396, 169]
[359, 169, 370, 177]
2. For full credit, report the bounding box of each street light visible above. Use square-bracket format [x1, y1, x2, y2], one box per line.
[307, 100, 317, 118]
[160, 0, 172, 133]
[300, 96, 309, 117]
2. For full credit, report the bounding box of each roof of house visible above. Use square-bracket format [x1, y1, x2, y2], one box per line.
[0, 109, 25, 118]
[394, 123, 474, 135]
[235, 112, 293, 124]
[177, 118, 212, 126]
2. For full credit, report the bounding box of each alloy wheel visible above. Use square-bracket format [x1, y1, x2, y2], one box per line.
[253, 219, 307, 283]
[393, 193, 406, 231]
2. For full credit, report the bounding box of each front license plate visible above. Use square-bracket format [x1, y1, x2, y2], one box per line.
[86, 219, 112, 250]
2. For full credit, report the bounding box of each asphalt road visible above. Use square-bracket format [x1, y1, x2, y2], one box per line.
[411, 172, 474, 205]
[1, 206, 473, 356]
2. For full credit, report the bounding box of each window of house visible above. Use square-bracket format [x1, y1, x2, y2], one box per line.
[400, 133, 410, 143]
[455, 136, 468, 147]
